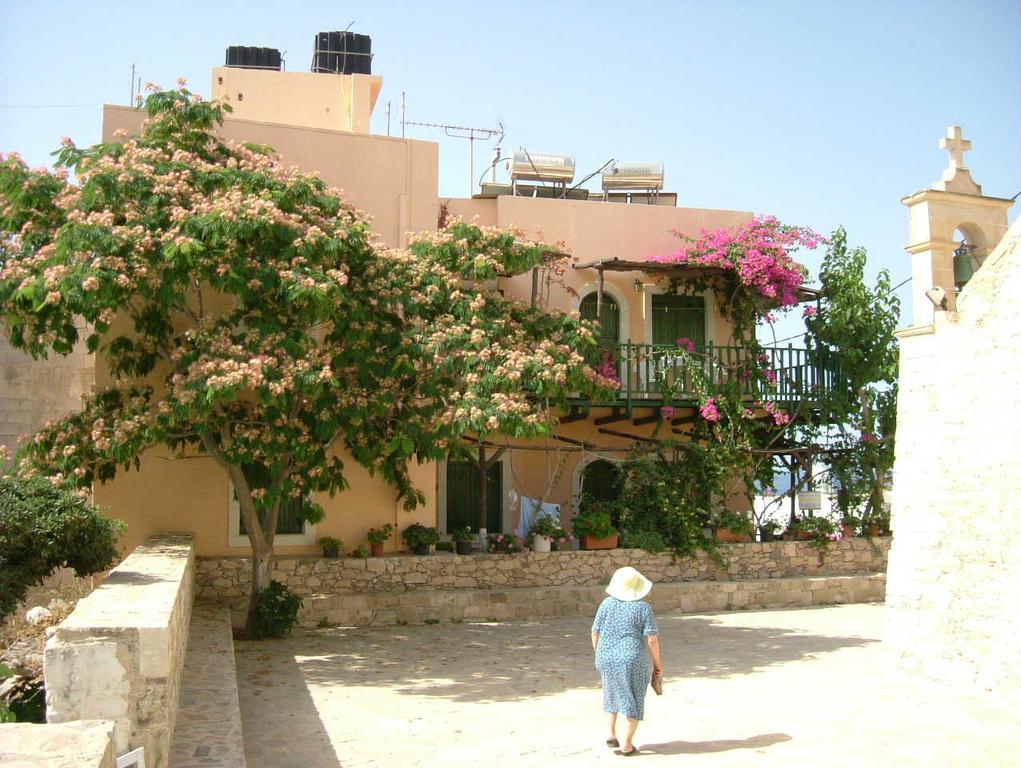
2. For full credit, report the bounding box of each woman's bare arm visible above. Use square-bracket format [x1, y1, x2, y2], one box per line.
[646, 635, 662, 672]
[591, 632, 599, 651]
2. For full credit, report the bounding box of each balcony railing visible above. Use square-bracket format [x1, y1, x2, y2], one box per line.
[580, 342, 846, 411]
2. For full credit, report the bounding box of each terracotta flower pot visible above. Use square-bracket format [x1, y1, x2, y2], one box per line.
[580, 533, 618, 551]
[841, 525, 856, 539]
[715, 528, 751, 543]
[370, 542, 384, 557]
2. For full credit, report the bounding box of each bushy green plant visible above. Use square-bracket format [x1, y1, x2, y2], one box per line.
[435, 541, 454, 553]
[0, 476, 123, 622]
[714, 509, 754, 535]
[251, 580, 302, 639]
[617, 455, 715, 558]
[450, 525, 474, 543]
[622, 529, 668, 553]
[791, 516, 838, 549]
[571, 504, 617, 539]
[349, 544, 369, 558]
[402, 523, 440, 548]
[366, 524, 394, 545]
[318, 536, 342, 558]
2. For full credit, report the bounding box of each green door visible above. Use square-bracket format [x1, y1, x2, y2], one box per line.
[580, 292, 621, 377]
[652, 294, 705, 348]
[446, 461, 502, 533]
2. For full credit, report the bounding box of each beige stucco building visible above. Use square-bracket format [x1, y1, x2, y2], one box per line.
[39, 57, 827, 558]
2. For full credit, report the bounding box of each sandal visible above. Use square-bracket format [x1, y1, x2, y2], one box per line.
[606, 738, 620, 748]
[616, 747, 639, 756]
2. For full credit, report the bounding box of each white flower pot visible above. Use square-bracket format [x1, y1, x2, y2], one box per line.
[532, 535, 552, 553]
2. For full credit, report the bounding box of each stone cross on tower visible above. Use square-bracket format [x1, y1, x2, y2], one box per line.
[940, 125, 971, 171]
[933, 124, 980, 194]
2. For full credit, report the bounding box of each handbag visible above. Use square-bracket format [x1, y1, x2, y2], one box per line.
[651, 669, 663, 696]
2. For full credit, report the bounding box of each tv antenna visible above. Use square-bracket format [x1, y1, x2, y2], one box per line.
[400, 91, 504, 196]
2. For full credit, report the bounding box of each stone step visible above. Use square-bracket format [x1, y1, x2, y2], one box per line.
[170, 602, 246, 768]
[300, 573, 887, 628]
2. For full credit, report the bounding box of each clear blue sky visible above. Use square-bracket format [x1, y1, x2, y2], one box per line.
[2, 0, 1018, 331]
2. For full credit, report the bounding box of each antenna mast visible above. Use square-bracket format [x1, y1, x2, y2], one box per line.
[400, 93, 504, 196]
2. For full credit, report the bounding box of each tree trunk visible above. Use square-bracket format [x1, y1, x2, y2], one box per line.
[245, 543, 273, 637]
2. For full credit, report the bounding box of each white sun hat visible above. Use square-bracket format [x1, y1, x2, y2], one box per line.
[605, 566, 653, 602]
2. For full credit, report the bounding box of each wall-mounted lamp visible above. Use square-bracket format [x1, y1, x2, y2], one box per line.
[633, 279, 644, 293]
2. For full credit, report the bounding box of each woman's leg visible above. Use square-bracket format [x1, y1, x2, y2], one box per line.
[608, 712, 618, 741]
[623, 717, 640, 751]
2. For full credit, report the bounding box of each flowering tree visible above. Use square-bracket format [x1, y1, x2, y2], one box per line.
[0, 87, 606, 633]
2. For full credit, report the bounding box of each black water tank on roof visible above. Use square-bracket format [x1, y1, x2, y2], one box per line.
[312, 31, 372, 75]
[224, 46, 282, 70]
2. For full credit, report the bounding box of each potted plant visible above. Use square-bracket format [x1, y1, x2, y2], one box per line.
[450, 525, 475, 555]
[840, 513, 861, 539]
[349, 544, 369, 559]
[713, 509, 754, 543]
[402, 523, 439, 555]
[485, 532, 524, 554]
[571, 505, 618, 551]
[758, 521, 780, 542]
[367, 523, 395, 556]
[529, 516, 568, 553]
[790, 516, 838, 549]
[318, 536, 342, 559]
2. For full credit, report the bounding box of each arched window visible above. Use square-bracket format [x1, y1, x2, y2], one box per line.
[579, 292, 620, 345]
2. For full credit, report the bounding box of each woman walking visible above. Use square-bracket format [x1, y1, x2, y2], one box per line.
[591, 566, 662, 756]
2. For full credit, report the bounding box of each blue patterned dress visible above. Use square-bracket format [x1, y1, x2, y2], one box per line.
[591, 596, 659, 720]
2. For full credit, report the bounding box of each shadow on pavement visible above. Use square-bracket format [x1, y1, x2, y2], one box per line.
[235, 640, 343, 768]
[250, 610, 878, 706]
[641, 732, 793, 754]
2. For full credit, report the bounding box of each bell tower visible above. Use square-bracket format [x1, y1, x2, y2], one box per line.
[901, 126, 1013, 326]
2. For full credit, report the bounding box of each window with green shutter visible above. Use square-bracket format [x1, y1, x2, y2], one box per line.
[445, 461, 502, 533]
[579, 292, 621, 345]
[235, 463, 307, 536]
[652, 294, 705, 348]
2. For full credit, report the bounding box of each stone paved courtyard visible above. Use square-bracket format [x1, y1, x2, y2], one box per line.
[234, 603, 1020, 767]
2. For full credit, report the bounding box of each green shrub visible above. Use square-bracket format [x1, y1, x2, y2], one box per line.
[435, 541, 454, 553]
[402, 523, 440, 548]
[0, 476, 123, 622]
[318, 536, 342, 557]
[622, 529, 668, 553]
[449, 525, 474, 543]
[251, 580, 302, 639]
[571, 505, 616, 539]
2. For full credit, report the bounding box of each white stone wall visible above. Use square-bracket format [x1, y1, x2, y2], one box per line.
[0, 720, 116, 768]
[44, 533, 195, 768]
[886, 221, 1021, 698]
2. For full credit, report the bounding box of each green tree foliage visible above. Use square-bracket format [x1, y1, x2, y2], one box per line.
[0, 476, 123, 621]
[806, 227, 900, 527]
[0, 86, 606, 634]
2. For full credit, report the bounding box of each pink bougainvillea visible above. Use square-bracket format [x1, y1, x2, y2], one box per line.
[700, 397, 720, 423]
[675, 337, 696, 353]
[660, 405, 675, 420]
[649, 215, 821, 312]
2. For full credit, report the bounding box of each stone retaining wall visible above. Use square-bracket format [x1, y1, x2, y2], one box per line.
[44, 533, 195, 768]
[197, 539, 890, 627]
[199, 538, 889, 599]
[303, 574, 886, 627]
